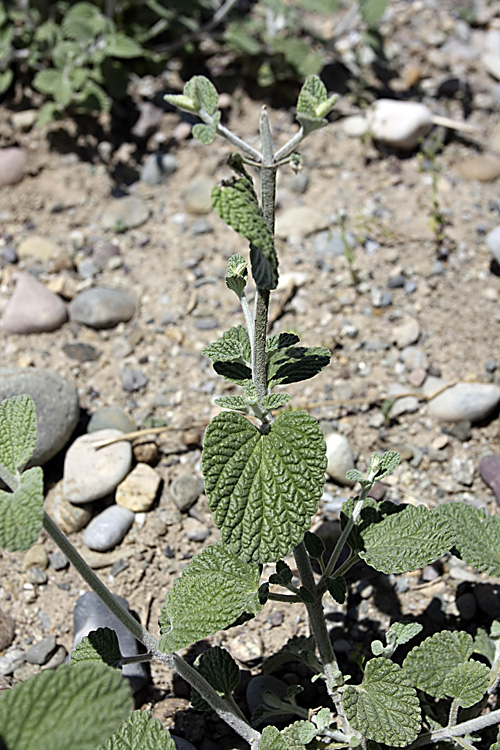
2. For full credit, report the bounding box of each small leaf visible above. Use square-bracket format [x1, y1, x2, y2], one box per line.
[192, 113, 220, 145]
[359, 0, 388, 28]
[185, 75, 219, 116]
[158, 542, 262, 652]
[213, 396, 249, 414]
[325, 575, 347, 604]
[0, 69, 13, 95]
[297, 586, 315, 603]
[296, 75, 336, 132]
[105, 33, 142, 58]
[262, 394, 292, 411]
[202, 410, 326, 563]
[225, 254, 248, 298]
[490, 728, 500, 750]
[0, 467, 44, 551]
[267, 346, 331, 388]
[243, 382, 259, 404]
[259, 726, 288, 750]
[370, 450, 401, 481]
[0, 663, 133, 750]
[69, 628, 122, 668]
[97, 710, 175, 750]
[441, 660, 489, 708]
[282, 720, 317, 748]
[342, 658, 421, 746]
[345, 469, 370, 487]
[435, 501, 500, 577]
[386, 622, 423, 649]
[191, 646, 240, 711]
[275, 560, 293, 584]
[266, 333, 300, 352]
[163, 93, 199, 114]
[0, 394, 37, 475]
[403, 631, 473, 699]
[213, 361, 253, 386]
[304, 530, 325, 559]
[314, 706, 331, 732]
[202, 326, 251, 363]
[474, 628, 496, 665]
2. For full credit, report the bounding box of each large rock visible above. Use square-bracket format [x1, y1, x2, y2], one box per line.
[0, 368, 79, 465]
[63, 429, 132, 504]
[423, 376, 500, 422]
[69, 287, 136, 329]
[3, 272, 68, 333]
[367, 99, 433, 150]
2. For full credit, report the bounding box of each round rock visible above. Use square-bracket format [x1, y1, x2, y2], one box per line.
[366, 99, 433, 150]
[63, 429, 132, 504]
[16, 236, 59, 262]
[0, 147, 26, 187]
[116, 463, 161, 512]
[0, 367, 79, 466]
[82, 504, 135, 551]
[87, 406, 136, 434]
[69, 287, 136, 329]
[3, 272, 68, 334]
[45, 480, 93, 533]
[101, 196, 150, 230]
[325, 432, 356, 486]
[423, 376, 500, 422]
[26, 635, 57, 666]
[170, 474, 204, 512]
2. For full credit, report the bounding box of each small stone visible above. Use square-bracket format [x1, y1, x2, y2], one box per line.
[25, 567, 48, 585]
[3, 272, 68, 334]
[276, 206, 330, 238]
[2, 245, 17, 263]
[342, 114, 369, 137]
[133, 441, 159, 464]
[45, 481, 93, 534]
[190, 218, 214, 235]
[483, 51, 500, 81]
[11, 109, 37, 131]
[459, 154, 500, 182]
[366, 99, 433, 150]
[82, 504, 135, 551]
[193, 317, 218, 331]
[388, 384, 419, 417]
[183, 517, 210, 542]
[69, 287, 136, 329]
[116, 463, 161, 512]
[92, 242, 121, 269]
[62, 342, 101, 363]
[101, 196, 150, 230]
[479, 454, 500, 505]
[77, 258, 99, 279]
[0, 607, 15, 651]
[63, 429, 132, 504]
[0, 648, 25, 676]
[486, 225, 500, 265]
[313, 229, 355, 256]
[26, 635, 57, 666]
[228, 632, 263, 663]
[451, 454, 475, 486]
[184, 177, 214, 214]
[140, 153, 178, 186]
[401, 346, 427, 370]
[168, 475, 203, 513]
[87, 407, 136, 434]
[393, 316, 420, 348]
[0, 147, 26, 187]
[42, 644, 68, 670]
[22, 543, 49, 571]
[408, 368, 427, 388]
[48, 550, 69, 571]
[443, 420, 472, 442]
[423, 376, 500, 422]
[0, 368, 79, 466]
[121, 368, 149, 392]
[325, 432, 355, 486]
[16, 236, 59, 261]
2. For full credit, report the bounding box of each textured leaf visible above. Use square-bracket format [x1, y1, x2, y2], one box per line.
[342, 658, 421, 746]
[211, 177, 278, 290]
[70, 628, 122, 668]
[386, 622, 423, 648]
[163, 93, 199, 114]
[203, 326, 251, 363]
[185, 75, 219, 116]
[441, 660, 489, 708]
[474, 628, 496, 665]
[191, 646, 240, 710]
[359, 504, 455, 574]
[296, 75, 332, 131]
[403, 631, 473, 698]
[304, 530, 325, 559]
[435, 501, 500, 577]
[61, 2, 107, 40]
[192, 113, 220, 145]
[267, 346, 331, 388]
[225, 254, 248, 298]
[213, 361, 253, 386]
[345, 469, 370, 487]
[0, 394, 37, 475]
[325, 575, 346, 604]
[266, 333, 300, 352]
[259, 726, 289, 750]
[359, 0, 388, 27]
[213, 396, 249, 413]
[262, 394, 292, 411]
[0, 467, 44, 551]
[98, 710, 174, 750]
[282, 721, 317, 748]
[105, 33, 143, 58]
[158, 542, 262, 652]
[0, 663, 132, 750]
[370, 450, 401, 481]
[202, 410, 326, 563]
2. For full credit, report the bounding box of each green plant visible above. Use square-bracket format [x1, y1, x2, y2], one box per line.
[2, 75, 500, 750]
[419, 129, 447, 251]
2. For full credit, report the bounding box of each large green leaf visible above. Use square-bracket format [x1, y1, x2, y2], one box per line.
[435, 502, 500, 577]
[69, 628, 122, 668]
[0, 663, 132, 750]
[0, 467, 44, 551]
[191, 646, 240, 710]
[158, 542, 262, 652]
[403, 631, 473, 699]
[267, 345, 331, 387]
[0, 394, 37, 475]
[441, 661, 490, 709]
[97, 710, 175, 750]
[342, 658, 421, 747]
[359, 504, 455, 574]
[202, 410, 326, 563]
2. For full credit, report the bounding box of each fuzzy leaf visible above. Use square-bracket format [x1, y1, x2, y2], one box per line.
[158, 542, 262, 652]
[474, 628, 496, 665]
[105, 33, 143, 58]
[359, 504, 455, 574]
[211, 177, 278, 290]
[403, 631, 473, 698]
[213, 361, 253, 386]
[98, 710, 175, 750]
[359, 0, 388, 27]
[386, 622, 423, 649]
[0, 663, 132, 750]
[266, 333, 300, 352]
[262, 394, 292, 411]
[0, 394, 37, 475]
[225, 254, 248, 298]
[213, 396, 249, 414]
[203, 326, 251, 363]
[345, 469, 370, 487]
[202, 410, 326, 563]
[259, 726, 289, 750]
[191, 646, 240, 711]
[325, 575, 347, 604]
[296, 75, 336, 131]
[342, 658, 421, 746]
[282, 721, 317, 748]
[441, 660, 489, 708]
[185, 75, 219, 116]
[370, 450, 401, 481]
[435, 501, 500, 577]
[33, 69, 72, 107]
[0, 467, 44, 551]
[267, 346, 331, 388]
[69, 628, 122, 668]
[192, 112, 220, 145]
[61, 2, 107, 40]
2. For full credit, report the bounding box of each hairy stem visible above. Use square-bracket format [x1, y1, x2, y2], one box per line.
[318, 499, 364, 595]
[407, 707, 500, 748]
[274, 125, 305, 162]
[217, 121, 262, 162]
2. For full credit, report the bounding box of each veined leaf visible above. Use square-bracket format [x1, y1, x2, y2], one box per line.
[342, 658, 421, 746]
[158, 542, 262, 652]
[266, 332, 300, 352]
[325, 575, 346, 604]
[435, 501, 500, 577]
[296, 75, 337, 131]
[0, 467, 44, 551]
[225, 254, 248, 298]
[259, 726, 289, 750]
[69, 628, 122, 668]
[267, 346, 331, 387]
[0, 394, 37, 475]
[185, 75, 219, 116]
[213, 396, 249, 414]
[262, 394, 292, 411]
[61, 1, 108, 41]
[403, 631, 473, 699]
[97, 710, 175, 750]
[259, 723, 315, 750]
[441, 661, 489, 708]
[192, 112, 220, 145]
[386, 622, 423, 649]
[202, 410, 326, 563]
[0, 663, 132, 750]
[191, 646, 240, 711]
[105, 33, 142, 58]
[474, 628, 496, 665]
[202, 326, 251, 363]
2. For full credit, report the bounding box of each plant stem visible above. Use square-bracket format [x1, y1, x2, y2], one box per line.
[217, 122, 262, 162]
[268, 592, 301, 603]
[406, 708, 500, 748]
[447, 697, 460, 729]
[318, 498, 364, 595]
[274, 125, 305, 162]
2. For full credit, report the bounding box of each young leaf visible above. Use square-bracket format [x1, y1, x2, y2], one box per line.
[266, 332, 300, 352]
[267, 346, 331, 387]
[192, 112, 221, 145]
[474, 628, 496, 665]
[345, 469, 370, 487]
[213, 396, 249, 414]
[359, 504, 455, 574]
[435, 501, 500, 577]
[324, 575, 347, 604]
[0, 663, 133, 750]
[282, 720, 317, 747]
[185, 75, 219, 116]
[191, 646, 240, 711]
[225, 254, 248, 298]
[342, 658, 421, 746]
[259, 726, 289, 750]
[359, 0, 388, 28]
[275, 560, 293, 584]
[69, 627, 122, 668]
[441, 660, 489, 708]
[403, 631, 473, 699]
[0, 394, 37, 474]
[202, 410, 326, 563]
[105, 33, 142, 59]
[303, 530, 325, 559]
[213, 361, 253, 386]
[262, 394, 292, 411]
[0, 467, 44, 551]
[370, 450, 401, 481]
[97, 710, 175, 750]
[386, 622, 423, 649]
[202, 326, 250, 363]
[158, 542, 262, 652]
[296, 75, 337, 132]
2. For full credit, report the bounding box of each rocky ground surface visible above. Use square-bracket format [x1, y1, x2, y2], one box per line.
[2, 3, 500, 747]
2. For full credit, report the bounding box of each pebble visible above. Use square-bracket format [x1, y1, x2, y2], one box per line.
[140, 153, 178, 186]
[131, 101, 164, 138]
[475, 584, 500, 619]
[486, 225, 500, 265]
[62, 342, 101, 363]
[0, 648, 25, 676]
[16, 235, 59, 261]
[325, 432, 355, 486]
[0, 607, 15, 651]
[0, 147, 26, 187]
[116, 463, 161, 512]
[3, 272, 68, 333]
[227, 632, 263, 663]
[275, 206, 330, 238]
[45, 480, 93, 533]
[170, 474, 204, 512]
[133, 441, 159, 464]
[246, 675, 290, 719]
[313, 229, 355, 256]
[184, 177, 214, 214]
[450, 454, 475, 486]
[69, 287, 137, 329]
[423, 376, 500, 422]
[48, 549, 68, 570]
[26, 635, 57, 666]
[408, 368, 427, 388]
[183, 517, 210, 542]
[387, 384, 419, 417]
[101, 196, 150, 230]
[25, 566, 48, 584]
[42, 644, 68, 670]
[366, 99, 434, 150]
[193, 316, 218, 331]
[82, 504, 135, 551]
[1, 245, 17, 263]
[22, 543, 49, 571]
[11, 109, 37, 131]
[393, 316, 420, 348]
[121, 368, 149, 391]
[483, 51, 500, 81]
[0, 367, 79, 466]
[190, 218, 214, 235]
[458, 154, 500, 182]
[479, 454, 500, 505]
[62, 429, 132, 504]
[88, 407, 136, 434]
[401, 346, 427, 371]
[73, 591, 148, 693]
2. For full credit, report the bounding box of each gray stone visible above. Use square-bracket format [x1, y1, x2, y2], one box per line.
[62, 343, 101, 363]
[26, 635, 57, 665]
[388, 384, 419, 417]
[276, 206, 330, 238]
[25, 566, 48, 584]
[183, 177, 214, 214]
[313, 229, 355, 257]
[73, 591, 148, 693]
[3, 272, 68, 334]
[325, 432, 355, 486]
[486, 225, 500, 264]
[88, 407, 136, 434]
[121, 368, 148, 392]
[170, 474, 204, 512]
[183, 517, 210, 542]
[0, 607, 15, 651]
[69, 287, 136, 329]
[393, 316, 420, 348]
[190, 218, 214, 235]
[49, 550, 69, 571]
[0, 648, 25, 676]
[42, 645, 68, 670]
[101, 196, 150, 230]
[131, 101, 163, 138]
[45, 480, 93, 533]
[0, 368, 79, 466]
[423, 376, 500, 422]
[82, 504, 135, 551]
[0, 147, 26, 187]
[63, 429, 132, 504]
[450, 454, 475, 486]
[228, 632, 263, 663]
[140, 153, 178, 186]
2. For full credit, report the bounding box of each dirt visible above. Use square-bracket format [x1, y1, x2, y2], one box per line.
[1, 4, 500, 746]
